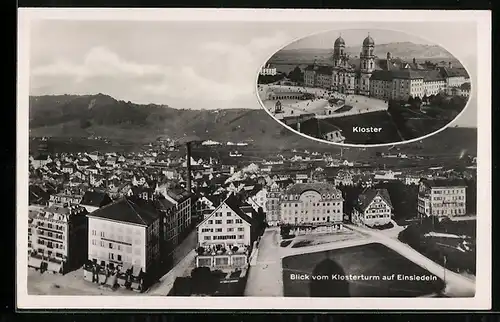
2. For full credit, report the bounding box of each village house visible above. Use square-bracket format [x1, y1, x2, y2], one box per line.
[31, 154, 52, 169]
[28, 204, 88, 274]
[352, 189, 394, 227]
[334, 170, 354, 186]
[195, 194, 254, 271]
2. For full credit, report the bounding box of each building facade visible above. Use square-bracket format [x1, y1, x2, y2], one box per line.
[28, 204, 88, 274]
[86, 197, 161, 291]
[196, 194, 253, 271]
[417, 179, 467, 218]
[303, 35, 470, 101]
[279, 182, 344, 228]
[352, 189, 393, 227]
[265, 182, 281, 226]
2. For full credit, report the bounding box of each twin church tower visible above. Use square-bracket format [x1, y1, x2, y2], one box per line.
[330, 34, 377, 96]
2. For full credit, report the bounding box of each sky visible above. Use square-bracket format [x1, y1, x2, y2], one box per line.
[285, 28, 434, 50]
[28, 19, 477, 127]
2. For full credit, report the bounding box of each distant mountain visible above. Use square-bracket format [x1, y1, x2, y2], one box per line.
[28, 94, 307, 148]
[269, 41, 456, 64]
[28, 94, 476, 153]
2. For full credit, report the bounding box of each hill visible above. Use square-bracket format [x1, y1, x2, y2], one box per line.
[28, 94, 312, 149]
[28, 94, 476, 154]
[269, 41, 457, 65]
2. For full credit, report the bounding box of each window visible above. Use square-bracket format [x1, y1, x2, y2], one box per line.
[100, 241, 105, 247]
[208, 220, 213, 224]
[235, 219, 243, 224]
[92, 230, 96, 236]
[226, 220, 233, 224]
[109, 253, 114, 260]
[117, 255, 122, 261]
[238, 227, 244, 232]
[227, 228, 234, 232]
[204, 236, 211, 240]
[238, 235, 244, 239]
[109, 243, 113, 249]
[215, 228, 223, 232]
[227, 212, 232, 216]
[215, 220, 222, 225]
[100, 231, 105, 237]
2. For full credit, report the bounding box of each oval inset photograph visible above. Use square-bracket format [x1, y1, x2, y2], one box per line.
[256, 29, 472, 146]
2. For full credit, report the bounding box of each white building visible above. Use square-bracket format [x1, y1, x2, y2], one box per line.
[265, 182, 281, 226]
[280, 183, 344, 228]
[196, 194, 254, 270]
[86, 197, 161, 291]
[260, 64, 277, 76]
[352, 189, 394, 227]
[417, 179, 467, 218]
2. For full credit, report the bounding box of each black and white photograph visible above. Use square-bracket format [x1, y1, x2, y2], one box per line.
[17, 9, 491, 310]
[257, 28, 473, 146]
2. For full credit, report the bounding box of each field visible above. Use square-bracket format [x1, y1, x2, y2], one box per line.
[282, 242, 445, 297]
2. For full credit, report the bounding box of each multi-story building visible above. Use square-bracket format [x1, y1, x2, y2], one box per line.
[49, 193, 83, 206]
[304, 34, 470, 101]
[334, 170, 354, 186]
[417, 179, 467, 218]
[265, 182, 281, 226]
[279, 182, 344, 229]
[304, 65, 333, 89]
[352, 189, 393, 227]
[155, 185, 192, 238]
[86, 196, 161, 291]
[260, 64, 277, 76]
[28, 204, 88, 274]
[195, 194, 254, 271]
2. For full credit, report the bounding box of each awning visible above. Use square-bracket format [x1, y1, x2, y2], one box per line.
[47, 260, 62, 273]
[28, 256, 42, 269]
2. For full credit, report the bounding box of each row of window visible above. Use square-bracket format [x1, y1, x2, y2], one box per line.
[434, 196, 465, 201]
[432, 208, 465, 215]
[203, 235, 245, 240]
[433, 189, 466, 194]
[37, 239, 65, 250]
[364, 214, 390, 219]
[207, 219, 243, 225]
[90, 239, 142, 255]
[432, 202, 465, 208]
[201, 227, 245, 233]
[282, 202, 342, 207]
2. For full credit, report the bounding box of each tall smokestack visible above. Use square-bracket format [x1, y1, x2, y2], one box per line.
[186, 142, 192, 193]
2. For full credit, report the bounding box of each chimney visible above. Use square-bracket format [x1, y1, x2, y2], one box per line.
[448, 62, 453, 69]
[186, 142, 192, 193]
[387, 52, 391, 60]
[413, 57, 416, 64]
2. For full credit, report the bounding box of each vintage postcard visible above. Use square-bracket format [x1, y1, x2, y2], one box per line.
[17, 9, 491, 310]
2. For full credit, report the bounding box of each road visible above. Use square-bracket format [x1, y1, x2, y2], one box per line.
[346, 224, 476, 297]
[244, 228, 284, 296]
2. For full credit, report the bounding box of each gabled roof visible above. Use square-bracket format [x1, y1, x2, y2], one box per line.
[80, 190, 112, 207]
[355, 189, 393, 212]
[88, 197, 160, 226]
[197, 193, 253, 227]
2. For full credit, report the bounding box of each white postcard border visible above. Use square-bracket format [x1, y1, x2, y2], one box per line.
[16, 8, 492, 310]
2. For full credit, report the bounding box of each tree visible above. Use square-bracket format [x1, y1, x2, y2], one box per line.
[288, 66, 304, 84]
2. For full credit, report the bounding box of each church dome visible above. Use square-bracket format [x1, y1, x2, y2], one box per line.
[363, 35, 375, 46]
[334, 36, 345, 47]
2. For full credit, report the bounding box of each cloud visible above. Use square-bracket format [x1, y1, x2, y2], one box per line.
[32, 46, 166, 82]
[30, 32, 290, 107]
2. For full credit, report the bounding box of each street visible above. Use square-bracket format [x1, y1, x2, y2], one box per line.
[244, 227, 284, 296]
